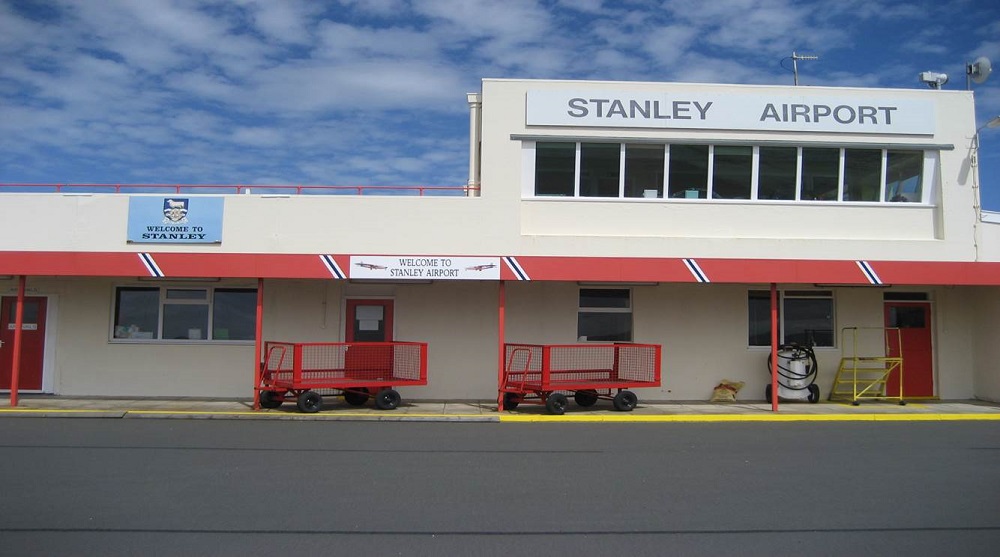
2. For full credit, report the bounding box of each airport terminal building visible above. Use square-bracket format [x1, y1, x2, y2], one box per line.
[3, 78, 1000, 406]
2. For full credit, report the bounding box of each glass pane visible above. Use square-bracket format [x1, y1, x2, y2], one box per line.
[213, 289, 257, 340]
[800, 148, 839, 201]
[883, 292, 929, 301]
[577, 312, 632, 342]
[784, 298, 834, 347]
[758, 147, 797, 200]
[579, 143, 620, 198]
[712, 145, 752, 199]
[843, 149, 882, 202]
[114, 288, 160, 339]
[353, 305, 386, 342]
[163, 304, 209, 340]
[624, 144, 665, 198]
[889, 307, 926, 328]
[535, 142, 576, 196]
[885, 150, 923, 202]
[748, 290, 773, 346]
[668, 144, 709, 198]
[166, 289, 208, 300]
[5, 300, 39, 323]
[580, 289, 630, 308]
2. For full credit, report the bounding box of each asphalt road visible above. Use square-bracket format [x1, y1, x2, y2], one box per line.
[0, 418, 998, 556]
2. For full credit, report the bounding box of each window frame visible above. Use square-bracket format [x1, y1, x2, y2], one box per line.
[748, 289, 836, 348]
[526, 140, 929, 205]
[577, 287, 633, 342]
[111, 285, 257, 344]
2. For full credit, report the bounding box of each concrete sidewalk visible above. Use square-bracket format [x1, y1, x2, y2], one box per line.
[3, 395, 1000, 422]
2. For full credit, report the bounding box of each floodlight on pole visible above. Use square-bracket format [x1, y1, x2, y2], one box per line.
[973, 115, 1000, 168]
[978, 115, 1000, 133]
[791, 51, 819, 86]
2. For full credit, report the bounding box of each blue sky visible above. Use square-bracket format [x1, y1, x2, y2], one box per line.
[2, 0, 1000, 208]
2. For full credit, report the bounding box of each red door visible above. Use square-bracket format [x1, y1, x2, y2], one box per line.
[1, 297, 47, 391]
[884, 302, 933, 398]
[345, 300, 394, 378]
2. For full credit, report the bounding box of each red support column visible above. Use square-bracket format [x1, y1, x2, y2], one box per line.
[497, 281, 506, 411]
[9, 276, 26, 407]
[252, 278, 264, 410]
[770, 283, 779, 412]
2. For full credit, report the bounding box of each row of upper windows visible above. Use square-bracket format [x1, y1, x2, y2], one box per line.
[530, 142, 928, 203]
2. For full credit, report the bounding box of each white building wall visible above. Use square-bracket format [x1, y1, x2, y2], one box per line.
[480, 79, 983, 262]
[0, 80, 990, 264]
[972, 287, 1000, 402]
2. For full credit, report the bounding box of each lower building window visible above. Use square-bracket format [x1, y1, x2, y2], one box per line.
[578, 288, 632, 342]
[113, 286, 256, 341]
[748, 290, 834, 347]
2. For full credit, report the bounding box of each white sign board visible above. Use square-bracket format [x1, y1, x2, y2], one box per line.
[526, 90, 935, 135]
[350, 256, 501, 280]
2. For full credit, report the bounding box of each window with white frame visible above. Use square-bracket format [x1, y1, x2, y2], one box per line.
[531, 141, 927, 204]
[113, 286, 256, 341]
[748, 290, 834, 347]
[578, 288, 632, 342]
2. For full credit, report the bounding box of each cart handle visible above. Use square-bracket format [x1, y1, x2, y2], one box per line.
[503, 347, 533, 391]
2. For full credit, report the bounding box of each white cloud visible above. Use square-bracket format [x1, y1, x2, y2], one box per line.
[237, 0, 321, 44]
[414, 0, 552, 43]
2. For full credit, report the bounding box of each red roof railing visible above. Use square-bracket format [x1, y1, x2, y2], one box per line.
[0, 183, 480, 196]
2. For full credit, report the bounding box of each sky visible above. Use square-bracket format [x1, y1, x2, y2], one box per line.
[2, 0, 1000, 208]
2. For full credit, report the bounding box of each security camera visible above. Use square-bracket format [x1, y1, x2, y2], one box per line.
[919, 71, 949, 89]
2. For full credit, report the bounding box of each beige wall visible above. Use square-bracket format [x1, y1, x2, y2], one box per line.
[972, 287, 1000, 402]
[0, 277, 985, 401]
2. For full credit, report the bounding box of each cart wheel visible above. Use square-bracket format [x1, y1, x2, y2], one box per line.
[259, 390, 284, 409]
[574, 389, 599, 407]
[375, 389, 401, 410]
[764, 384, 773, 404]
[807, 384, 820, 404]
[613, 390, 638, 412]
[545, 393, 568, 415]
[502, 392, 521, 411]
[344, 388, 370, 406]
[296, 391, 323, 413]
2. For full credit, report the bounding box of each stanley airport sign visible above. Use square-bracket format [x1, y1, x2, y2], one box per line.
[526, 90, 936, 135]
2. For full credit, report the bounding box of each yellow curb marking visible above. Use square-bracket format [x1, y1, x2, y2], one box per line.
[499, 413, 1000, 423]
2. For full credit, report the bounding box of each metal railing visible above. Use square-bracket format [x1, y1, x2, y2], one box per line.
[0, 183, 480, 197]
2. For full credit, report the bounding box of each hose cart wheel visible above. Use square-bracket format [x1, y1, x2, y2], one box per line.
[807, 384, 820, 403]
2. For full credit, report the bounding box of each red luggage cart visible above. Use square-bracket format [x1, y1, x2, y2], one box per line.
[258, 341, 428, 413]
[501, 343, 661, 414]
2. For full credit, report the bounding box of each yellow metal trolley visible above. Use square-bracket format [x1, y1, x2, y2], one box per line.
[829, 327, 906, 406]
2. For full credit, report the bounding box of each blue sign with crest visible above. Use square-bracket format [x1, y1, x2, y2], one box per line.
[127, 197, 224, 244]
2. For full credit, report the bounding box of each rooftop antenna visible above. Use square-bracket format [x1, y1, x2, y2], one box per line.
[967, 56, 993, 89]
[791, 51, 819, 86]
